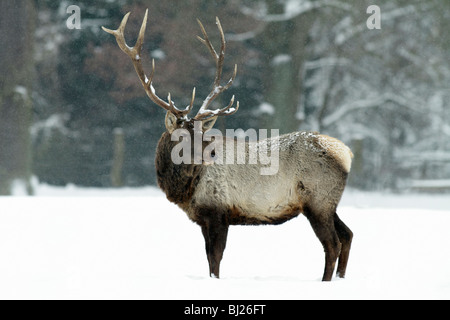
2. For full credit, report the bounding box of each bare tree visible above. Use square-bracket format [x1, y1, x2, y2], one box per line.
[0, 1, 35, 195]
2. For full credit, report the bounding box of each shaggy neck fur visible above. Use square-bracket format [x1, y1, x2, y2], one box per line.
[155, 132, 203, 205]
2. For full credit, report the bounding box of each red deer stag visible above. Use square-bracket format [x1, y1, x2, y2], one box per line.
[103, 10, 354, 281]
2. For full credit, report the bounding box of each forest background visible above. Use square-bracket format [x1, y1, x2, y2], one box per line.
[1, 0, 449, 195]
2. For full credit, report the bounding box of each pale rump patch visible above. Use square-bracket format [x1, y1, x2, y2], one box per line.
[317, 135, 354, 173]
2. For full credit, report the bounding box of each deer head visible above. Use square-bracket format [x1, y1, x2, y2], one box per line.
[102, 9, 238, 138]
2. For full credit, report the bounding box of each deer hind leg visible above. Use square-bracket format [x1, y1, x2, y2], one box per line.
[334, 213, 353, 278]
[304, 208, 341, 281]
[200, 214, 229, 279]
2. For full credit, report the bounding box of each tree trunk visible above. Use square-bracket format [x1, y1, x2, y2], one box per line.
[0, 1, 35, 195]
[256, 0, 314, 134]
[111, 128, 125, 188]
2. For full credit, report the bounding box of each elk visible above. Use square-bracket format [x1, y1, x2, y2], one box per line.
[103, 10, 354, 281]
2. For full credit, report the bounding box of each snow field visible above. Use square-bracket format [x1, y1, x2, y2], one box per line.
[0, 187, 449, 299]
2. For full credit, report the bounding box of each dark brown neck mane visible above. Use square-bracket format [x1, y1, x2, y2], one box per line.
[155, 132, 203, 205]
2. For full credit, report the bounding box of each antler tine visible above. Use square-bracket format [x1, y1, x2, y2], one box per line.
[102, 9, 193, 119]
[188, 87, 196, 113]
[102, 11, 147, 80]
[215, 17, 227, 86]
[195, 97, 240, 121]
[219, 96, 239, 116]
[197, 19, 217, 60]
[196, 17, 227, 87]
[102, 12, 132, 54]
[194, 17, 238, 121]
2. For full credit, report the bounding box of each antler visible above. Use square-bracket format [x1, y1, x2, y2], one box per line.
[102, 10, 238, 121]
[102, 9, 195, 119]
[193, 18, 239, 121]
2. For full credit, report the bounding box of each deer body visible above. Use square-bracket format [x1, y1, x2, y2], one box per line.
[104, 10, 354, 281]
[158, 131, 352, 225]
[156, 127, 353, 279]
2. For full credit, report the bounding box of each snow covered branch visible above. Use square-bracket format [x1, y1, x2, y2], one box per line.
[226, 23, 266, 42]
[242, 0, 353, 23]
[322, 93, 424, 128]
[304, 57, 351, 70]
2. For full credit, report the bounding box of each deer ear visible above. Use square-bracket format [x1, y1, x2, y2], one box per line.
[165, 111, 178, 134]
[202, 116, 218, 132]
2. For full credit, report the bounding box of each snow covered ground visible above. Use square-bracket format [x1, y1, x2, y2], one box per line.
[0, 183, 449, 300]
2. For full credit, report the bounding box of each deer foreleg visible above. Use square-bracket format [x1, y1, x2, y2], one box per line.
[201, 213, 229, 278]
